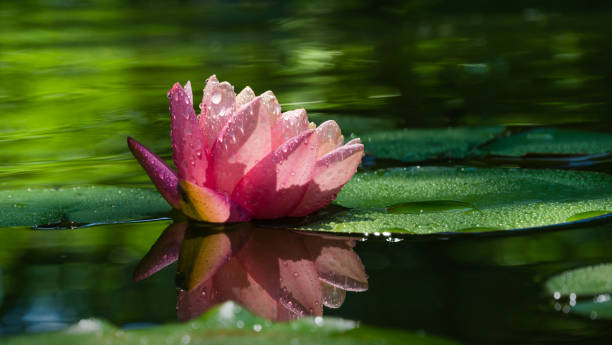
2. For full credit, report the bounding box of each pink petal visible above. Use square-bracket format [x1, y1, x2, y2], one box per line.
[199, 78, 237, 149]
[271, 108, 310, 150]
[303, 235, 368, 292]
[289, 143, 364, 217]
[184, 80, 194, 104]
[236, 229, 323, 317]
[236, 86, 255, 108]
[133, 222, 187, 281]
[231, 130, 318, 219]
[345, 138, 361, 145]
[169, 82, 209, 187]
[201, 75, 219, 102]
[314, 120, 344, 157]
[127, 136, 180, 209]
[209, 97, 273, 195]
[259, 91, 282, 123]
[178, 179, 251, 223]
[214, 258, 279, 320]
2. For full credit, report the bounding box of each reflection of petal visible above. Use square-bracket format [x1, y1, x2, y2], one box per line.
[214, 258, 279, 320]
[232, 131, 318, 219]
[321, 282, 346, 309]
[177, 278, 215, 321]
[276, 302, 298, 322]
[138, 222, 367, 322]
[278, 252, 323, 317]
[177, 226, 251, 291]
[236, 229, 323, 316]
[303, 235, 368, 292]
[127, 137, 180, 209]
[133, 221, 187, 281]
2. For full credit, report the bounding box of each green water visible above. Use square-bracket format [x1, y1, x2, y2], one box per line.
[1, 0, 612, 343]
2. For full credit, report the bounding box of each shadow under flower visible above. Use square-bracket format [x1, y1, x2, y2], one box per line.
[134, 221, 368, 322]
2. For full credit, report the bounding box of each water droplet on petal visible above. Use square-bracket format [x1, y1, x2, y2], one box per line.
[211, 91, 222, 104]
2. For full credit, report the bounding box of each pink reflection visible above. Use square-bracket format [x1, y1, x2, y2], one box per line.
[135, 222, 368, 321]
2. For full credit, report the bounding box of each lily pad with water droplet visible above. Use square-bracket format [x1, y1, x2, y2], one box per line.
[363, 126, 503, 162]
[298, 167, 612, 234]
[0, 186, 171, 228]
[3, 301, 461, 345]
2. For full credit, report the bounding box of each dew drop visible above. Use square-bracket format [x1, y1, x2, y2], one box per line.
[211, 91, 222, 104]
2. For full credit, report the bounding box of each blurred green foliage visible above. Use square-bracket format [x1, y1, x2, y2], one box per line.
[3, 302, 461, 345]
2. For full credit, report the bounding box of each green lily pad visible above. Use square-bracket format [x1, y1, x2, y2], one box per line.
[0, 186, 171, 228]
[545, 264, 612, 320]
[479, 128, 612, 156]
[3, 302, 460, 345]
[363, 126, 503, 162]
[298, 167, 612, 234]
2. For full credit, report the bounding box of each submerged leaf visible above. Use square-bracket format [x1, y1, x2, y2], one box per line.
[298, 167, 612, 234]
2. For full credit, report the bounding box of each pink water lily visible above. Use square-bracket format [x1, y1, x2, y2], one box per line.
[128, 75, 364, 223]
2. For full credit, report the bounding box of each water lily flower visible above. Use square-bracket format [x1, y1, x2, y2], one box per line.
[128, 75, 364, 223]
[134, 222, 368, 321]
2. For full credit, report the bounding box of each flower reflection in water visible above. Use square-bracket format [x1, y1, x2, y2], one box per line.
[134, 222, 368, 321]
